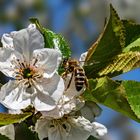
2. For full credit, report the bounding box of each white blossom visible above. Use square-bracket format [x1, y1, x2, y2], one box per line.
[0, 24, 64, 111]
[35, 115, 107, 140]
[35, 74, 107, 140]
[40, 72, 85, 119]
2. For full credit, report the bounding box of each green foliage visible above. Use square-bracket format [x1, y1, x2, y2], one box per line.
[98, 51, 140, 77]
[84, 5, 125, 79]
[83, 77, 140, 122]
[87, 136, 98, 140]
[123, 38, 140, 52]
[123, 81, 140, 119]
[15, 122, 39, 140]
[0, 134, 10, 140]
[123, 20, 140, 52]
[0, 113, 32, 125]
[29, 18, 71, 59]
[122, 20, 140, 49]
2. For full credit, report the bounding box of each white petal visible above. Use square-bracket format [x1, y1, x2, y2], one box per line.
[41, 96, 79, 119]
[0, 48, 15, 77]
[8, 109, 22, 114]
[34, 92, 56, 112]
[41, 106, 63, 119]
[34, 75, 64, 111]
[1, 33, 14, 48]
[35, 118, 50, 140]
[48, 126, 67, 140]
[35, 118, 68, 140]
[91, 122, 107, 138]
[68, 116, 107, 140]
[35, 73, 64, 104]
[0, 80, 31, 110]
[35, 116, 107, 140]
[33, 48, 62, 78]
[79, 51, 87, 66]
[0, 124, 15, 140]
[12, 24, 44, 62]
[66, 116, 93, 140]
[0, 47, 24, 78]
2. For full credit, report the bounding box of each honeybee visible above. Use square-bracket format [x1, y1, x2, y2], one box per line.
[62, 59, 88, 91]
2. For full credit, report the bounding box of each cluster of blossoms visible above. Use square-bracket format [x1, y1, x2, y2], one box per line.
[0, 24, 107, 140]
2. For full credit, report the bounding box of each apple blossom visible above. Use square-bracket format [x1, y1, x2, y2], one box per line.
[35, 70, 107, 140]
[0, 24, 64, 111]
[35, 116, 107, 140]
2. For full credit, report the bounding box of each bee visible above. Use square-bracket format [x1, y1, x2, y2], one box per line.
[62, 59, 88, 92]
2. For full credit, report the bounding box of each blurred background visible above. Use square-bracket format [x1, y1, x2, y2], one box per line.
[0, 0, 140, 140]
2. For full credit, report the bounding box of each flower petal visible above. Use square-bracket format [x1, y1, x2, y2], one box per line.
[41, 96, 82, 119]
[33, 48, 62, 78]
[35, 118, 67, 140]
[0, 124, 15, 140]
[34, 92, 57, 112]
[35, 73, 64, 103]
[35, 118, 50, 140]
[66, 116, 94, 140]
[11, 24, 44, 62]
[34, 74, 64, 111]
[67, 116, 107, 140]
[1, 33, 14, 48]
[0, 80, 31, 110]
[91, 122, 107, 138]
[0, 47, 23, 78]
[48, 126, 67, 140]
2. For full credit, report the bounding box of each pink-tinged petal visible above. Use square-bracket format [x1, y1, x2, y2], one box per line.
[0, 80, 31, 110]
[33, 48, 62, 78]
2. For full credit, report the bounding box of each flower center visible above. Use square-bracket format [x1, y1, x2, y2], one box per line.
[22, 68, 33, 79]
[14, 58, 42, 83]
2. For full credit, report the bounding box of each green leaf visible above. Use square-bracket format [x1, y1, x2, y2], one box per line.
[122, 20, 140, 50]
[15, 122, 39, 140]
[98, 51, 140, 77]
[0, 134, 10, 140]
[29, 18, 71, 59]
[123, 81, 140, 119]
[83, 77, 140, 122]
[123, 38, 140, 52]
[84, 4, 125, 79]
[0, 113, 32, 125]
[87, 136, 98, 140]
